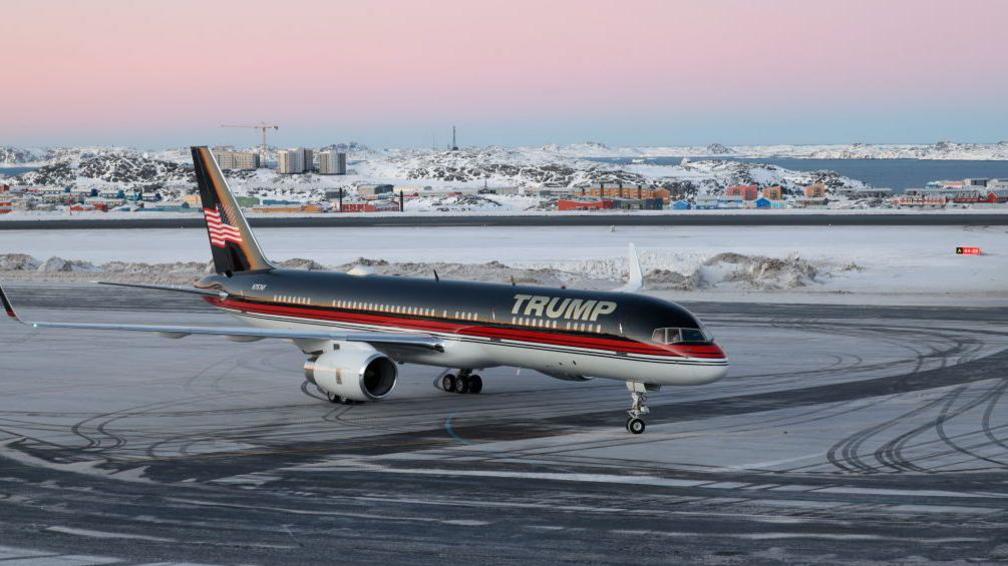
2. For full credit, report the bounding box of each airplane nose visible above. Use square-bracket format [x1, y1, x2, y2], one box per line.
[668, 342, 726, 360]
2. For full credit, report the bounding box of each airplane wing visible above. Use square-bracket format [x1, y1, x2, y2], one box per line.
[0, 284, 443, 351]
[616, 243, 645, 293]
[96, 281, 227, 298]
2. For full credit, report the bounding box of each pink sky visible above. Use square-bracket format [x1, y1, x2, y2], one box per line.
[2, 0, 1006, 147]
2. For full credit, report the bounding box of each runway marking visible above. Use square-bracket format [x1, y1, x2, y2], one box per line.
[736, 533, 985, 543]
[613, 530, 987, 543]
[812, 486, 1008, 499]
[166, 497, 490, 527]
[0, 546, 121, 565]
[289, 460, 1008, 501]
[887, 504, 998, 515]
[46, 526, 175, 542]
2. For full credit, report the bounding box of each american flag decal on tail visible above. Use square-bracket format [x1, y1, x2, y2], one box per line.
[203, 206, 243, 248]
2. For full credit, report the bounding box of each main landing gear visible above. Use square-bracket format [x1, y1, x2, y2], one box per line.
[625, 381, 651, 434]
[438, 369, 483, 395]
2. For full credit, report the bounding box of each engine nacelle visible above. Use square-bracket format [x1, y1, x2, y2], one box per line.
[304, 346, 398, 402]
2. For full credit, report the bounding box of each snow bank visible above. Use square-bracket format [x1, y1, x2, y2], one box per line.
[37, 257, 98, 273]
[0, 225, 1003, 302]
[0, 253, 39, 270]
[699, 252, 821, 290]
[0, 251, 847, 292]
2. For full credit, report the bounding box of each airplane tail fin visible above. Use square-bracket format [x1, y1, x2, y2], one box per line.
[0, 281, 22, 323]
[191, 146, 272, 275]
[617, 243, 645, 293]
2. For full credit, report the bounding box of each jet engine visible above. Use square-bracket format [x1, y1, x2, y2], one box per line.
[304, 346, 398, 402]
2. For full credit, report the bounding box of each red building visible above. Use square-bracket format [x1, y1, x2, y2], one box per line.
[557, 198, 615, 211]
[986, 190, 1008, 203]
[726, 184, 759, 201]
[340, 201, 400, 213]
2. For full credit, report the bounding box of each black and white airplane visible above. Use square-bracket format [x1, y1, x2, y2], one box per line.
[0, 146, 727, 434]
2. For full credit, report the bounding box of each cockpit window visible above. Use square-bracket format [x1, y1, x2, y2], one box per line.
[651, 327, 712, 344]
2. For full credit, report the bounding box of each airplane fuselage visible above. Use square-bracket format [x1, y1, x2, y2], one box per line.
[198, 269, 728, 386]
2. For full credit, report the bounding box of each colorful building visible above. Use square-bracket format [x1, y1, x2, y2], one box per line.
[339, 201, 399, 213]
[585, 184, 671, 203]
[557, 198, 615, 211]
[761, 185, 783, 200]
[804, 182, 827, 198]
[726, 184, 759, 201]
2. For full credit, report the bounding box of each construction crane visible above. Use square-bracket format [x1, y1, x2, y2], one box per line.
[220, 123, 279, 161]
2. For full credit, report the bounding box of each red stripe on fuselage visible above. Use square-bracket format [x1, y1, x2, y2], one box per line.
[205, 296, 726, 359]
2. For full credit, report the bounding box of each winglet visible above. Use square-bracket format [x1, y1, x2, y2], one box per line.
[618, 243, 644, 293]
[0, 282, 23, 322]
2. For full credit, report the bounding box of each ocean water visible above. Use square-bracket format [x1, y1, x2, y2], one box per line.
[0, 166, 37, 177]
[591, 157, 1008, 191]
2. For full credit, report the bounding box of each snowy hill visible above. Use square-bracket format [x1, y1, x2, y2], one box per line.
[16, 152, 192, 187]
[0, 146, 51, 164]
[537, 141, 1008, 160]
[2, 144, 866, 202]
[354, 147, 862, 195]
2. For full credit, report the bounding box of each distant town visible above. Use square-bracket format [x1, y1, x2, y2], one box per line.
[1, 143, 1007, 217]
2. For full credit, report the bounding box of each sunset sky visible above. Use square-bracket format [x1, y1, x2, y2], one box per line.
[2, 0, 1006, 148]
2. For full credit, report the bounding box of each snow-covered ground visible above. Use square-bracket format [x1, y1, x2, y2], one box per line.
[542, 141, 1008, 160]
[5, 141, 1008, 167]
[2, 145, 872, 214]
[5, 142, 1008, 218]
[1, 225, 1004, 305]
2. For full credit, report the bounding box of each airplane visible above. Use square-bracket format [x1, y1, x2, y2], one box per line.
[0, 146, 728, 434]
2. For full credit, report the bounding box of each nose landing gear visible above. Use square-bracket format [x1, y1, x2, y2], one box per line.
[625, 381, 651, 434]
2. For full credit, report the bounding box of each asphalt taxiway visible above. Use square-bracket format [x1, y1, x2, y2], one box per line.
[1, 285, 1007, 564]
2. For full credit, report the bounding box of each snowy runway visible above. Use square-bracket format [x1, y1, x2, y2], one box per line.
[0, 287, 1006, 563]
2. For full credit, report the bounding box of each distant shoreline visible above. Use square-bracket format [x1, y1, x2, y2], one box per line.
[1, 211, 1006, 229]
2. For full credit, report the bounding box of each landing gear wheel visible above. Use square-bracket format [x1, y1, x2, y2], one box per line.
[325, 391, 341, 404]
[626, 417, 645, 435]
[467, 374, 483, 394]
[453, 375, 470, 394]
[624, 382, 650, 433]
[441, 374, 456, 392]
